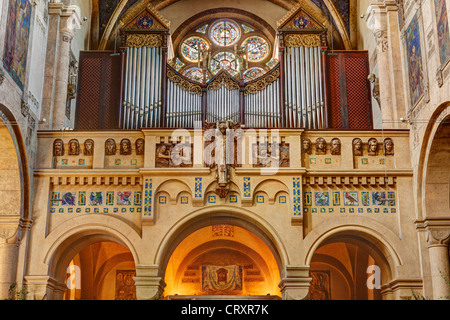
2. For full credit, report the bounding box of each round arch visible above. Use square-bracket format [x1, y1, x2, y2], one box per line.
[154, 205, 290, 281]
[415, 103, 450, 220]
[44, 216, 141, 284]
[304, 220, 403, 285]
[0, 104, 30, 221]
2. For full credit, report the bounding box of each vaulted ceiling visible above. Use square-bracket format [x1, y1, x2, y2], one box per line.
[90, 0, 357, 51]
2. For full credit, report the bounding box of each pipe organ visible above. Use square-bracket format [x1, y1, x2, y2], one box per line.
[166, 66, 203, 128]
[206, 72, 241, 124]
[244, 67, 281, 128]
[75, 8, 373, 131]
[283, 34, 326, 130]
[122, 36, 164, 129]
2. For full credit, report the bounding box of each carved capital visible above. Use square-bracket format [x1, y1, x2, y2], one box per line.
[0, 225, 19, 245]
[133, 265, 166, 300]
[426, 227, 450, 247]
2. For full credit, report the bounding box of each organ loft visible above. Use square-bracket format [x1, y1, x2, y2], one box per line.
[0, 0, 450, 301]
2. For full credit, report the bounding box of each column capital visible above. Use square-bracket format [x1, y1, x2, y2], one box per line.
[60, 5, 82, 39]
[427, 227, 450, 247]
[0, 217, 21, 245]
[366, 3, 389, 35]
[278, 265, 311, 300]
[133, 265, 166, 300]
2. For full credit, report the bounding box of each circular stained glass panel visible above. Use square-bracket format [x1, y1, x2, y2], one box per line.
[181, 37, 210, 62]
[183, 67, 209, 83]
[210, 20, 241, 47]
[209, 51, 240, 76]
[242, 36, 270, 62]
[243, 67, 266, 82]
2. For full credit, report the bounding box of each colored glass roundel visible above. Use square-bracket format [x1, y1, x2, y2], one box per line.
[181, 37, 210, 62]
[210, 52, 239, 76]
[183, 67, 208, 83]
[137, 15, 153, 29]
[210, 20, 241, 47]
[242, 36, 270, 62]
[294, 14, 311, 29]
[243, 67, 266, 82]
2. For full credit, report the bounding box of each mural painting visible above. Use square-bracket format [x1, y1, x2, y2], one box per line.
[435, 0, 450, 64]
[3, 0, 31, 90]
[405, 15, 424, 106]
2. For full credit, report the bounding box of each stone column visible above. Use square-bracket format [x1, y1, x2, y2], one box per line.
[133, 265, 166, 300]
[426, 227, 450, 300]
[278, 266, 311, 300]
[51, 6, 81, 130]
[366, 1, 407, 129]
[40, 2, 64, 130]
[0, 219, 20, 300]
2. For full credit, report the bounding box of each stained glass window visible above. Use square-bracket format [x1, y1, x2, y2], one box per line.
[210, 20, 241, 47]
[241, 24, 254, 33]
[243, 67, 266, 82]
[183, 67, 208, 83]
[175, 58, 185, 71]
[242, 36, 270, 62]
[209, 51, 240, 76]
[181, 37, 210, 62]
[196, 24, 208, 34]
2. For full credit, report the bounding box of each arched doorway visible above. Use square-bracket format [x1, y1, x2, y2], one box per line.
[163, 224, 281, 299]
[47, 227, 138, 300]
[308, 233, 393, 300]
[64, 242, 136, 300]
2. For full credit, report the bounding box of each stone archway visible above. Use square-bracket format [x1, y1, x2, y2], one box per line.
[306, 229, 397, 300]
[155, 208, 289, 299]
[163, 225, 281, 299]
[0, 106, 29, 300]
[421, 114, 450, 300]
[44, 228, 139, 300]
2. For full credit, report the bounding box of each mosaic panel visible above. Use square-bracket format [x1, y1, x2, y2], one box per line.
[144, 178, 152, 216]
[195, 177, 203, 198]
[303, 190, 398, 214]
[293, 178, 302, 215]
[243, 177, 251, 198]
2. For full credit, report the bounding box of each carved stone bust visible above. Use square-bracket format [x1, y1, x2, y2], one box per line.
[105, 139, 117, 156]
[68, 139, 80, 156]
[53, 139, 64, 157]
[84, 139, 94, 156]
[136, 138, 145, 155]
[302, 138, 312, 155]
[120, 139, 132, 155]
[368, 138, 378, 156]
[384, 138, 394, 156]
[353, 138, 363, 156]
[330, 138, 341, 155]
[315, 138, 327, 155]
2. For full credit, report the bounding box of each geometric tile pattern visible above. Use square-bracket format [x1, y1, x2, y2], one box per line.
[293, 177, 302, 215]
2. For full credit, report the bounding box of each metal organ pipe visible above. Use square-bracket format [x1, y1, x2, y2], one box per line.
[283, 44, 325, 129]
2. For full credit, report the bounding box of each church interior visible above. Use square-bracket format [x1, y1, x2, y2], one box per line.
[0, 0, 450, 300]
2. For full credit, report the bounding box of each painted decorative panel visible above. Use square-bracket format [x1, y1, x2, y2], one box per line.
[434, 0, 450, 64]
[115, 270, 136, 300]
[405, 14, 424, 106]
[202, 265, 243, 292]
[3, 0, 32, 90]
